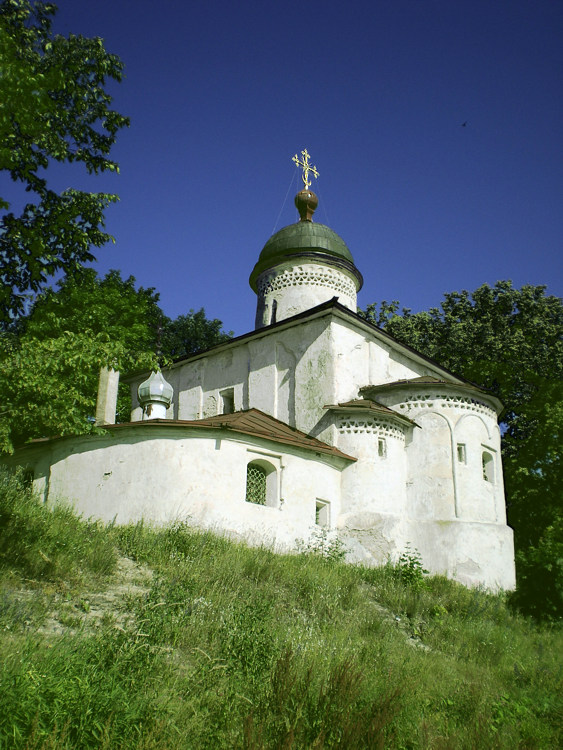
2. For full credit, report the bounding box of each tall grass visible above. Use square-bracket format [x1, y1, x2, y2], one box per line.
[0, 467, 116, 585]
[0, 468, 561, 748]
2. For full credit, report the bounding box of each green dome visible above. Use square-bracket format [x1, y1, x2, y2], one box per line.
[249, 221, 355, 291]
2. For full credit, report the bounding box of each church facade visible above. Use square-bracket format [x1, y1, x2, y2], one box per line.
[7, 157, 516, 590]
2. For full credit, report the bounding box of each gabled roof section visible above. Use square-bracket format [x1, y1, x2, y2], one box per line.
[126, 298, 472, 386]
[323, 399, 417, 427]
[110, 409, 356, 462]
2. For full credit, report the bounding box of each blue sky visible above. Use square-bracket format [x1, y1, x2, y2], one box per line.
[8, 0, 563, 334]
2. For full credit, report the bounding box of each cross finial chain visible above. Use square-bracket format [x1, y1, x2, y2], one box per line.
[292, 148, 319, 189]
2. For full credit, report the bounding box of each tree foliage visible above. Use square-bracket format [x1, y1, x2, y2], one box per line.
[161, 309, 233, 359]
[0, 0, 129, 324]
[0, 330, 155, 452]
[0, 269, 232, 453]
[361, 281, 563, 619]
[22, 268, 162, 351]
[0, 270, 162, 453]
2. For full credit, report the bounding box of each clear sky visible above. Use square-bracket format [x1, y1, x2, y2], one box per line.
[11, 0, 563, 335]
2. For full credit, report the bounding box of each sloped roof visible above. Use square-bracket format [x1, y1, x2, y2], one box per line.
[102, 409, 356, 462]
[366, 376, 451, 386]
[323, 399, 417, 427]
[360, 378, 503, 415]
[125, 298, 472, 387]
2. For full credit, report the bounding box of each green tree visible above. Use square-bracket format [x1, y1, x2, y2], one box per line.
[0, 270, 233, 452]
[0, 0, 129, 324]
[161, 309, 233, 359]
[22, 268, 234, 363]
[0, 330, 155, 453]
[0, 270, 161, 453]
[22, 268, 162, 352]
[361, 282, 563, 619]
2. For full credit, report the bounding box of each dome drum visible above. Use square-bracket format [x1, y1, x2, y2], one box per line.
[254, 258, 361, 328]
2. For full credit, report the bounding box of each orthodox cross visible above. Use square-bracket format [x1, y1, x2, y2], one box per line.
[292, 148, 319, 189]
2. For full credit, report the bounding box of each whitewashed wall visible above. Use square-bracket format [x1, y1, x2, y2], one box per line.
[130, 310, 450, 441]
[109, 307, 517, 590]
[373, 385, 504, 524]
[17, 426, 345, 551]
[255, 260, 359, 327]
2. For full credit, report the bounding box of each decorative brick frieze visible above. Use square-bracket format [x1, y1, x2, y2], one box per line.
[397, 394, 496, 419]
[258, 266, 356, 299]
[338, 417, 406, 440]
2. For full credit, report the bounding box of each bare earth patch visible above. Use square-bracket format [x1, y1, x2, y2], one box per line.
[17, 556, 154, 636]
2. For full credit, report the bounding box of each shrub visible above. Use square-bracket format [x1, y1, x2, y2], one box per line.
[509, 516, 563, 621]
[395, 545, 429, 590]
[297, 528, 347, 562]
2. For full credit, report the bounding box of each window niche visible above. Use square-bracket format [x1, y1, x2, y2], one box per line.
[315, 499, 330, 528]
[220, 388, 235, 415]
[245, 459, 278, 507]
[482, 450, 495, 483]
[377, 438, 387, 458]
[457, 443, 467, 464]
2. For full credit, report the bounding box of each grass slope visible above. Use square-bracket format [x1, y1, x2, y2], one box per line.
[1, 467, 561, 749]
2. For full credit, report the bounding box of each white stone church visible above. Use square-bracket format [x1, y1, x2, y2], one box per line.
[10, 157, 516, 590]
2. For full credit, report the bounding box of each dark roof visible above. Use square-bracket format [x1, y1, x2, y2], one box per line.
[362, 376, 483, 393]
[323, 399, 417, 426]
[261, 221, 353, 262]
[249, 222, 361, 291]
[372, 376, 448, 385]
[88, 409, 356, 462]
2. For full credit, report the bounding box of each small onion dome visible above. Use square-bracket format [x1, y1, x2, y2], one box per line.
[137, 370, 173, 409]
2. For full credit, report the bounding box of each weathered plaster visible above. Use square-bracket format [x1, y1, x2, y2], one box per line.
[5, 273, 516, 591]
[11, 427, 345, 552]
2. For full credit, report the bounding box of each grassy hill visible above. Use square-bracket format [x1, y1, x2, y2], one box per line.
[1, 467, 561, 749]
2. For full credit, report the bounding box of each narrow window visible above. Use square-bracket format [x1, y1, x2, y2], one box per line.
[246, 464, 267, 505]
[270, 299, 278, 325]
[220, 388, 235, 415]
[482, 451, 494, 483]
[315, 500, 330, 528]
[378, 438, 387, 458]
[245, 459, 278, 507]
[457, 443, 467, 464]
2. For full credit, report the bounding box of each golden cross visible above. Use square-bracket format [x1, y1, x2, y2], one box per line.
[292, 148, 319, 189]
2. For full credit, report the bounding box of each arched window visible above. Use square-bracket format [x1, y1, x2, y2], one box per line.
[245, 459, 278, 507]
[246, 463, 267, 505]
[482, 450, 494, 483]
